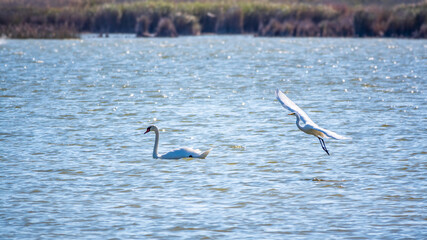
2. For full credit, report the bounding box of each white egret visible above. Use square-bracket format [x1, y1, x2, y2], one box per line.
[144, 125, 212, 159]
[275, 89, 349, 155]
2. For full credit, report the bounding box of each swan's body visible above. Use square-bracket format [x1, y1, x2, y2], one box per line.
[144, 125, 212, 159]
[275, 89, 349, 155]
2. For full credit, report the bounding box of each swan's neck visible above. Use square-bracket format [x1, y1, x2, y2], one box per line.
[294, 113, 305, 131]
[152, 128, 160, 159]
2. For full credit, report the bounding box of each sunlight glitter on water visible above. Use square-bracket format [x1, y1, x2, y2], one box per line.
[0, 36, 426, 239]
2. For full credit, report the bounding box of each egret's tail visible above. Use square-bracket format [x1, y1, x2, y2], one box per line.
[321, 127, 351, 140]
[200, 148, 212, 159]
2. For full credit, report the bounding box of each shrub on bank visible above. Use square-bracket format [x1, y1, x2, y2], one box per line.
[135, 15, 151, 37]
[385, 3, 427, 37]
[173, 12, 200, 35]
[155, 17, 177, 37]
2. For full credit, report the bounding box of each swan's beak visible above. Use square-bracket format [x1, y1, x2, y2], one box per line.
[144, 129, 150, 134]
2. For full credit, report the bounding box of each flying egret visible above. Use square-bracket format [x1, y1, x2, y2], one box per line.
[144, 125, 212, 159]
[275, 89, 349, 155]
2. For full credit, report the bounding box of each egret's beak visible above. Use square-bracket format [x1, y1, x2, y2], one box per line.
[288, 113, 295, 116]
[144, 129, 150, 134]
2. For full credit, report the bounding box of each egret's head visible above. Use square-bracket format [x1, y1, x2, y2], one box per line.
[144, 126, 153, 134]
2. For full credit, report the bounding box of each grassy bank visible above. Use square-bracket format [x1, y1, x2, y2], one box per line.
[0, 0, 426, 38]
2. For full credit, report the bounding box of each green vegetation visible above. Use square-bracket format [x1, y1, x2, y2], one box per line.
[0, 0, 426, 38]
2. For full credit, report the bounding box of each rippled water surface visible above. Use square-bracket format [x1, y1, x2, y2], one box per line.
[1, 35, 426, 239]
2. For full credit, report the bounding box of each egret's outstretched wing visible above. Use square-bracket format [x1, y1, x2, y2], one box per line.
[314, 126, 350, 140]
[275, 89, 314, 124]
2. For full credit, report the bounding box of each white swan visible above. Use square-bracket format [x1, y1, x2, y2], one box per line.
[144, 125, 212, 159]
[275, 89, 350, 155]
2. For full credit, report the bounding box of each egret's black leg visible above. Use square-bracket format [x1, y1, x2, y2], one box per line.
[318, 137, 330, 155]
[321, 138, 330, 155]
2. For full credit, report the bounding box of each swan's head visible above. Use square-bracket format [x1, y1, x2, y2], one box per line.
[144, 125, 156, 134]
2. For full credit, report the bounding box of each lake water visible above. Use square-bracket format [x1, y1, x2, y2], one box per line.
[1, 35, 426, 239]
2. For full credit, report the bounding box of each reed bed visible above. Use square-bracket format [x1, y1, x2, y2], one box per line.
[0, 0, 426, 38]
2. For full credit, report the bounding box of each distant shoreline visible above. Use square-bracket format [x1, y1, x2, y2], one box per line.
[1, 0, 426, 39]
[4, 33, 419, 41]
[3, 32, 427, 40]
[78, 33, 427, 40]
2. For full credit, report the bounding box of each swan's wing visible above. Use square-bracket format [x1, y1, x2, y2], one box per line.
[275, 89, 314, 124]
[161, 147, 202, 159]
[199, 148, 212, 159]
[313, 126, 350, 140]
